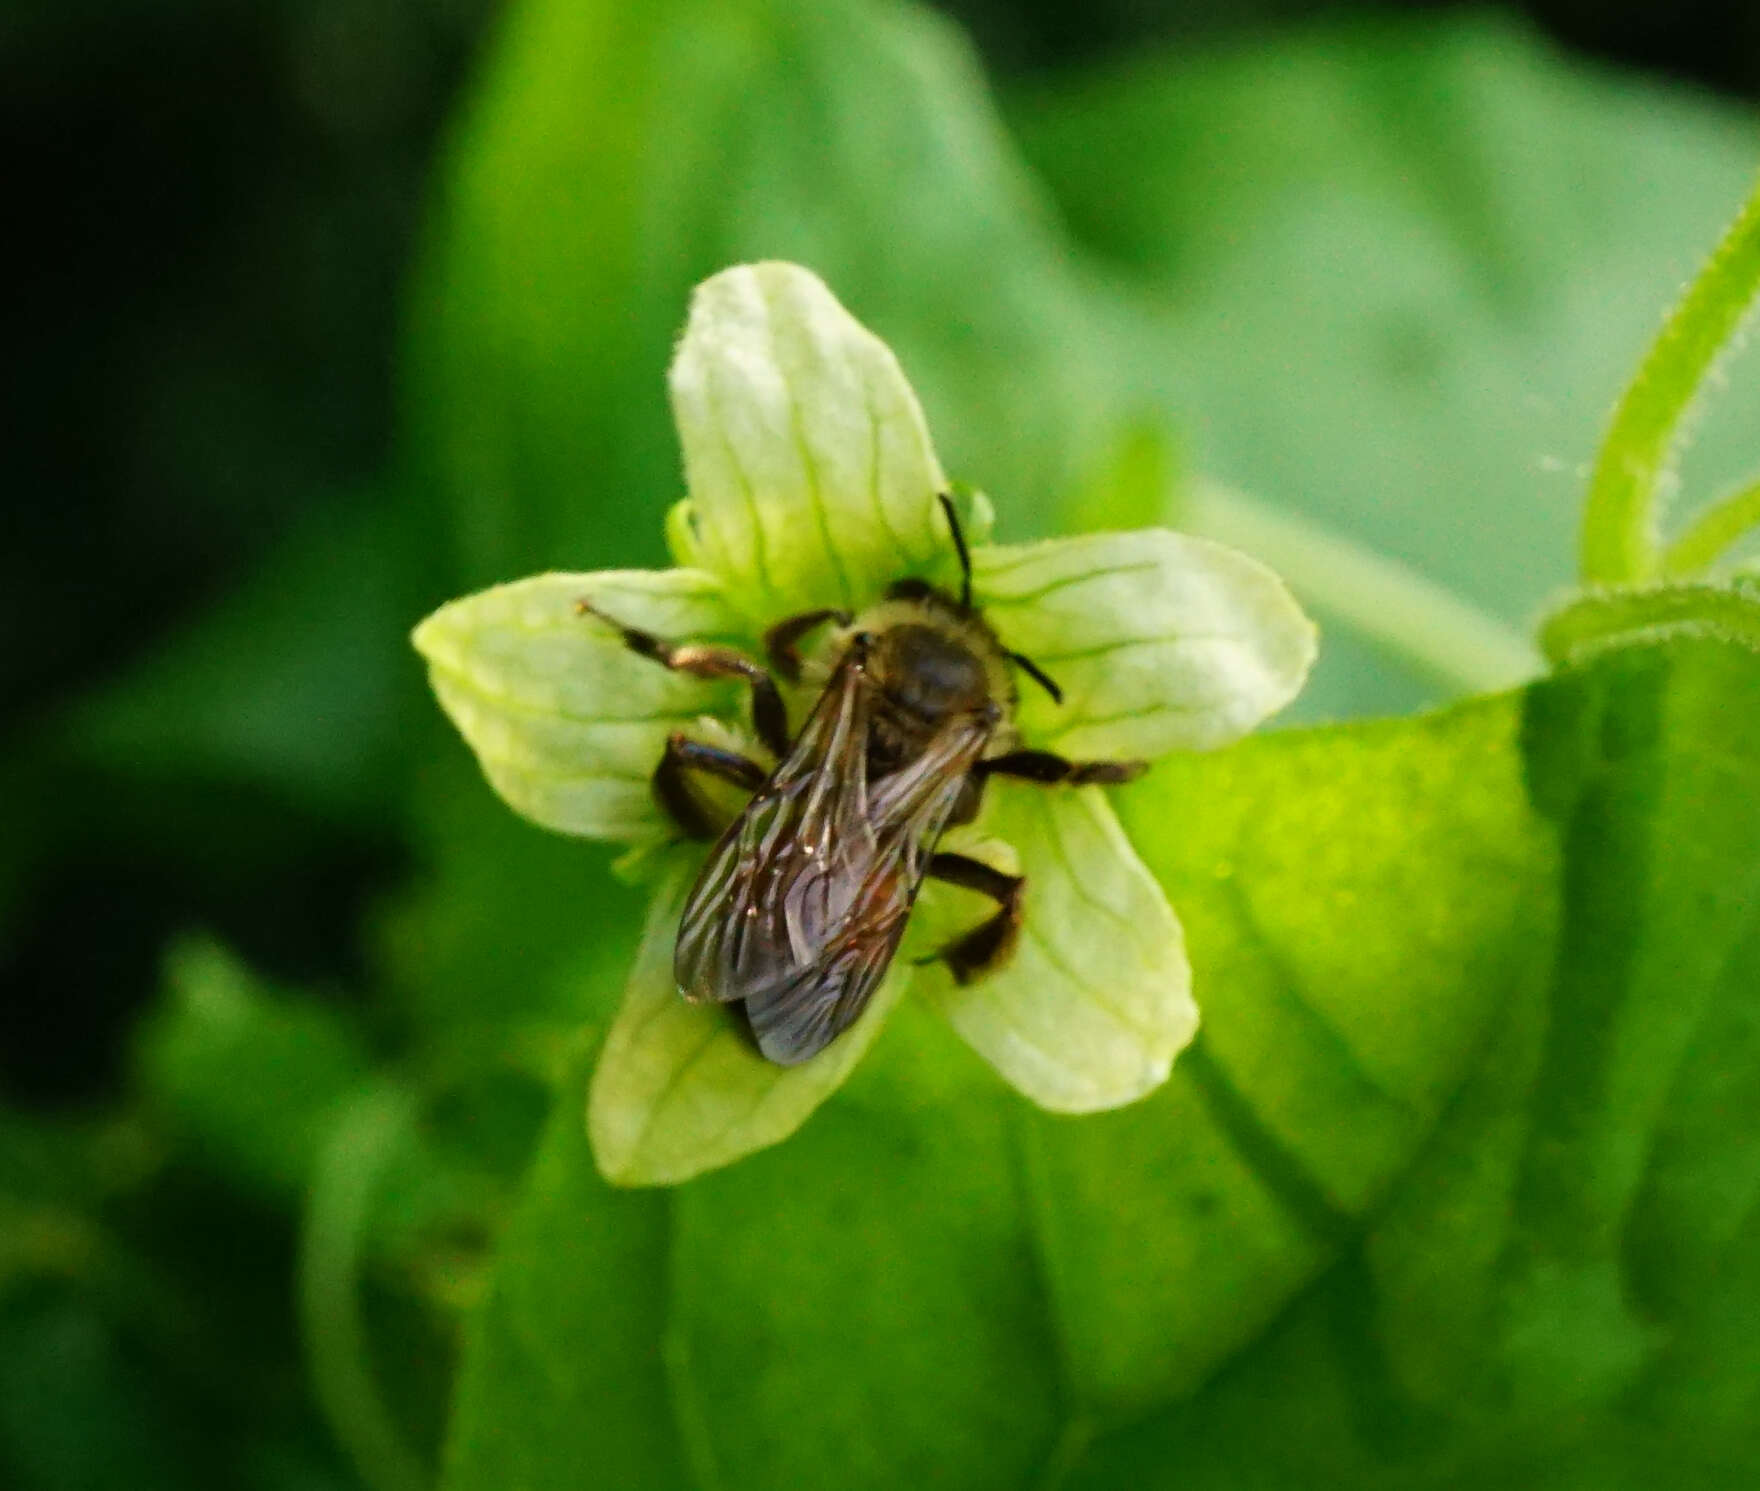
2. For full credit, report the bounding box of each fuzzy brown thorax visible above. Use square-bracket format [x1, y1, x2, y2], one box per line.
[843, 580, 1016, 776]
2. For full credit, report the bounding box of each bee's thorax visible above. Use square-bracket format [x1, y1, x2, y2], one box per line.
[841, 584, 1015, 776]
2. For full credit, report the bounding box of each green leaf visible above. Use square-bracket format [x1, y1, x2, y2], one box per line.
[1062, 636, 1760, 1487]
[412, 569, 748, 841]
[669, 262, 953, 618]
[448, 1013, 1068, 1491]
[664, 1004, 1062, 1491]
[374, 749, 652, 1036]
[919, 786, 1195, 1112]
[64, 492, 426, 818]
[1372, 638, 1760, 1423]
[586, 862, 904, 1185]
[135, 938, 369, 1200]
[0, 1293, 194, 1491]
[1020, 692, 1553, 1416]
[441, 1054, 692, 1491]
[974, 528, 1317, 759]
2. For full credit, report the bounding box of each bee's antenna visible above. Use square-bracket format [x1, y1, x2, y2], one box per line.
[1008, 650, 1064, 706]
[937, 492, 973, 610]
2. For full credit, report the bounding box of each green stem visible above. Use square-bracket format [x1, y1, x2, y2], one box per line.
[1579, 174, 1760, 586]
[1188, 483, 1540, 695]
[1541, 583, 1760, 665]
[1662, 474, 1760, 576]
[299, 1084, 431, 1491]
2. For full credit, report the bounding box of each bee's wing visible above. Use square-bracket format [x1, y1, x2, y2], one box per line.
[674, 656, 989, 1065]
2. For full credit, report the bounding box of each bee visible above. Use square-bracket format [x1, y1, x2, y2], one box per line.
[580, 497, 1145, 1064]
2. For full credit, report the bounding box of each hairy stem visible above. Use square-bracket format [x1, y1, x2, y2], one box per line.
[1540, 583, 1760, 664]
[1579, 174, 1760, 585]
[1662, 474, 1760, 576]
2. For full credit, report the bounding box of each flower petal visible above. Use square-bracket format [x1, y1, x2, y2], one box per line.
[412, 569, 747, 842]
[919, 784, 1196, 1113]
[588, 863, 904, 1186]
[974, 529, 1317, 761]
[669, 262, 951, 618]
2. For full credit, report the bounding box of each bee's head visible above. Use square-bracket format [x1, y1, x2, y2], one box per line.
[867, 622, 993, 724]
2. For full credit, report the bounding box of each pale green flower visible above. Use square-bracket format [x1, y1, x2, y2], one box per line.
[413, 263, 1316, 1186]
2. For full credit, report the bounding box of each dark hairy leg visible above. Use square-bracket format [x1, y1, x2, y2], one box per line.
[977, 749, 1148, 787]
[925, 851, 1024, 984]
[577, 600, 790, 757]
[652, 733, 768, 840]
[763, 607, 851, 682]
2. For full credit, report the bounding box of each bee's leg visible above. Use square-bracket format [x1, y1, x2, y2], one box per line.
[654, 734, 768, 840]
[577, 602, 789, 756]
[925, 852, 1024, 984]
[763, 607, 851, 682]
[943, 770, 986, 828]
[976, 749, 1148, 787]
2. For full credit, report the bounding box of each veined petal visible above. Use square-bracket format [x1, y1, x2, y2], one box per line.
[669, 262, 951, 618]
[412, 569, 747, 842]
[975, 529, 1317, 761]
[919, 784, 1196, 1113]
[588, 862, 905, 1186]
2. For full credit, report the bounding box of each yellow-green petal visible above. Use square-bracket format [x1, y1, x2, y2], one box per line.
[588, 863, 906, 1186]
[975, 529, 1317, 761]
[668, 262, 952, 619]
[412, 569, 746, 843]
[919, 784, 1195, 1113]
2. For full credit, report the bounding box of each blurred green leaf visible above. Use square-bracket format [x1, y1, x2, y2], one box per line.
[64, 492, 430, 820]
[373, 753, 650, 1036]
[136, 939, 369, 1201]
[0, 1291, 196, 1491]
[1008, 12, 1760, 713]
[0, 1221, 359, 1491]
[440, 1050, 691, 1491]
